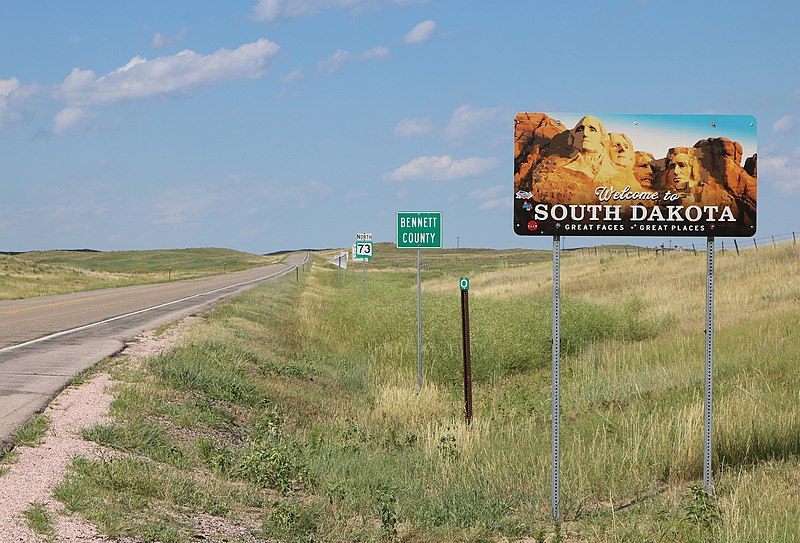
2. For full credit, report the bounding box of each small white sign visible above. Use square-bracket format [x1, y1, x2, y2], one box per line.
[355, 241, 373, 259]
[356, 232, 373, 241]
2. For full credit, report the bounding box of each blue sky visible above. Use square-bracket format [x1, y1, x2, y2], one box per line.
[1, 1, 798, 253]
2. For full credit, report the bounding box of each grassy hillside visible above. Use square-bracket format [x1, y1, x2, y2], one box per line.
[0, 248, 277, 300]
[46, 242, 800, 542]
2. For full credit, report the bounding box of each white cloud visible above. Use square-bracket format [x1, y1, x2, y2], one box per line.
[317, 46, 389, 76]
[469, 185, 504, 200]
[773, 115, 795, 133]
[252, 0, 309, 21]
[281, 68, 304, 84]
[252, 0, 427, 21]
[384, 155, 500, 182]
[394, 117, 434, 137]
[0, 77, 39, 128]
[478, 198, 511, 210]
[152, 28, 189, 48]
[52, 107, 92, 135]
[59, 39, 280, 108]
[445, 105, 506, 142]
[469, 185, 511, 209]
[761, 154, 800, 193]
[0, 78, 22, 126]
[403, 20, 435, 44]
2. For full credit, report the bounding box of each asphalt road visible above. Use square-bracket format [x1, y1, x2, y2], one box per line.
[0, 254, 307, 448]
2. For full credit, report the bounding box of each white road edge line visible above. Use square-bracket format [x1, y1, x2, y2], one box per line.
[0, 267, 291, 354]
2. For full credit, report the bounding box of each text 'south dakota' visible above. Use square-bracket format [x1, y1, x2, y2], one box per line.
[532, 203, 735, 222]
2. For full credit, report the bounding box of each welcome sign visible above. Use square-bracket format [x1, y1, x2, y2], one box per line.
[513, 113, 757, 237]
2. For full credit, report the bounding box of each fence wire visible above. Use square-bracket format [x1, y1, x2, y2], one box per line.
[569, 231, 798, 257]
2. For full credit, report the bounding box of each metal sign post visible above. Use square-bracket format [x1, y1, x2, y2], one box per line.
[396, 212, 442, 392]
[417, 248, 422, 392]
[704, 237, 715, 493]
[551, 235, 562, 521]
[362, 261, 367, 304]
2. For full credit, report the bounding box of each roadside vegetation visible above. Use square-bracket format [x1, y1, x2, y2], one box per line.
[0, 248, 278, 300]
[49, 242, 800, 541]
[10, 413, 51, 448]
[23, 501, 56, 541]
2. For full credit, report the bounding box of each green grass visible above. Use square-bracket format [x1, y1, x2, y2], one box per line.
[12, 413, 50, 447]
[52, 244, 800, 542]
[0, 247, 279, 300]
[23, 501, 56, 540]
[16, 247, 271, 274]
[54, 455, 258, 542]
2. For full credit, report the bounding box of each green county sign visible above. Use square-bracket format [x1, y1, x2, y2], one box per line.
[396, 211, 442, 249]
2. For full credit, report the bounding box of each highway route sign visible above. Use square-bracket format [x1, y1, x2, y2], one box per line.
[355, 232, 373, 259]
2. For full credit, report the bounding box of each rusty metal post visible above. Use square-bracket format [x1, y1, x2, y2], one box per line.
[460, 279, 473, 425]
[733, 239, 740, 256]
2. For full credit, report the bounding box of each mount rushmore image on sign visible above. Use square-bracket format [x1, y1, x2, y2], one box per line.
[513, 113, 757, 237]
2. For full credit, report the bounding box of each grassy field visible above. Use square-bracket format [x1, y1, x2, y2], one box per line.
[41, 242, 800, 542]
[0, 248, 278, 300]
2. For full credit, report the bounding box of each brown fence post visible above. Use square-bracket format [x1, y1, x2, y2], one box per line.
[733, 239, 740, 256]
[459, 277, 473, 425]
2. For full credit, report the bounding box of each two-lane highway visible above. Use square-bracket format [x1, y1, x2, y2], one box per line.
[0, 254, 307, 447]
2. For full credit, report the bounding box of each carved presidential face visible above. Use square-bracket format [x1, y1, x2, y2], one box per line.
[609, 133, 634, 169]
[668, 152, 693, 188]
[634, 152, 655, 184]
[572, 116, 606, 153]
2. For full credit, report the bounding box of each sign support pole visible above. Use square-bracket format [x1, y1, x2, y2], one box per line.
[704, 237, 715, 493]
[551, 235, 562, 522]
[417, 248, 423, 392]
[362, 260, 367, 304]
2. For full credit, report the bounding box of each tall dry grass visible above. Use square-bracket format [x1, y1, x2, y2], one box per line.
[292, 242, 800, 541]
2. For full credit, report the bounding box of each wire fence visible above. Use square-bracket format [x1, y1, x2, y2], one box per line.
[570, 232, 798, 257]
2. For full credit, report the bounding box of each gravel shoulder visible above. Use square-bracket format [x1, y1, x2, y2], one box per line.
[0, 318, 198, 542]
